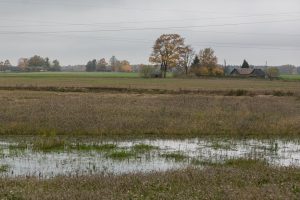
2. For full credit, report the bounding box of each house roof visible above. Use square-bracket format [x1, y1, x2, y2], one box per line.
[230, 68, 266, 77]
[235, 68, 255, 75]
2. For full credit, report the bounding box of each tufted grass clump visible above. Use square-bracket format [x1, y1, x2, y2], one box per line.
[160, 151, 189, 162]
[0, 165, 10, 173]
[132, 144, 158, 153]
[74, 144, 117, 152]
[107, 150, 135, 160]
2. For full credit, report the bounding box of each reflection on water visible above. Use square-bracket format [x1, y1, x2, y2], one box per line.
[0, 138, 300, 178]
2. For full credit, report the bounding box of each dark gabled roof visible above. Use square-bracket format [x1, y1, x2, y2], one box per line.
[231, 68, 265, 76]
[234, 68, 254, 75]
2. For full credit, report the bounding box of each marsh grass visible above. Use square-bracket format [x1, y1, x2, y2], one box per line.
[132, 144, 158, 153]
[0, 165, 9, 173]
[191, 159, 215, 166]
[208, 140, 236, 150]
[191, 158, 268, 169]
[12, 138, 120, 153]
[107, 150, 135, 160]
[160, 151, 189, 162]
[254, 142, 280, 153]
[105, 144, 158, 160]
[73, 143, 117, 152]
[267, 142, 279, 153]
[9, 135, 67, 153]
[1, 159, 299, 199]
[9, 143, 27, 151]
[32, 137, 66, 152]
[222, 158, 269, 168]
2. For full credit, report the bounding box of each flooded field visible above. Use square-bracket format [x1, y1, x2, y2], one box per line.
[1, 138, 300, 179]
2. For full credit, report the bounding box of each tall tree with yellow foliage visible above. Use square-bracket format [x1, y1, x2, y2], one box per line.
[149, 34, 186, 78]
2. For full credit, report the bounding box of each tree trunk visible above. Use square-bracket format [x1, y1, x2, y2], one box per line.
[161, 63, 167, 78]
[185, 66, 188, 76]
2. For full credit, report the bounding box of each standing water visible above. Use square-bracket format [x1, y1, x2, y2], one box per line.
[0, 138, 300, 178]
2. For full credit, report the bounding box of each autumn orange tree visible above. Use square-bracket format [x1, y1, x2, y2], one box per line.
[190, 48, 223, 76]
[149, 34, 186, 78]
[119, 60, 132, 72]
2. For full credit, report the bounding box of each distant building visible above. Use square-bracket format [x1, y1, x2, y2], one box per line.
[230, 68, 266, 78]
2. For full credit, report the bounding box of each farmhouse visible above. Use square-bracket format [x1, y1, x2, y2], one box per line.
[230, 68, 266, 78]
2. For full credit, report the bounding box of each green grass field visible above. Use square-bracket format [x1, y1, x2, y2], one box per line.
[0, 72, 299, 94]
[280, 74, 300, 81]
[1, 71, 298, 80]
[0, 72, 141, 78]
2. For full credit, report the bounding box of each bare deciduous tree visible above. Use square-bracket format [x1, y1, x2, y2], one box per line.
[0, 61, 4, 72]
[110, 56, 121, 72]
[96, 58, 108, 72]
[18, 58, 29, 70]
[180, 45, 195, 76]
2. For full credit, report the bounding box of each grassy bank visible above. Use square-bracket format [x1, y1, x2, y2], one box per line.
[1, 159, 299, 200]
[0, 91, 299, 138]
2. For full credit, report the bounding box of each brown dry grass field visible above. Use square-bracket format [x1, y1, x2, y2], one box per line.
[1, 74, 300, 199]
[1, 160, 300, 200]
[0, 90, 299, 138]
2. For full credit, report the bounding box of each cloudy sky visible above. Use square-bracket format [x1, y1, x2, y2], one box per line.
[0, 0, 300, 66]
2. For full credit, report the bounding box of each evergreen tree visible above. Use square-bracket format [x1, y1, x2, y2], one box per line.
[241, 59, 250, 68]
[191, 56, 200, 68]
[86, 59, 97, 72]
[45, 57, 51, 70]
[51, 60, 61, 71]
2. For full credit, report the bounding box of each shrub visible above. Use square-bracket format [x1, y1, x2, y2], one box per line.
[119, 65, 132, 72]
[192, 66, 224, 77]
[211, 67, 224, 76]
[266, 67, 280, 79]
[227, 89, 248, 96]
[192, 66, 209, 76]
[139, 65, 158, 78]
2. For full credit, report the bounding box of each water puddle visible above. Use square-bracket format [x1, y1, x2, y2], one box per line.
[0, 138, 300, 178]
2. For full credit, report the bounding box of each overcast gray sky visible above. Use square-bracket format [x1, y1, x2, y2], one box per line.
[0, 0, 300, 66]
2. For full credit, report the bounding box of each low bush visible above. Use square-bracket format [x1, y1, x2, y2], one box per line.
[139, 65, 158, 78]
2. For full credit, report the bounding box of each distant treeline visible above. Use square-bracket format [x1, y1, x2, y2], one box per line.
[0, 55, 61, 72]
[85, 56, 132, 72]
